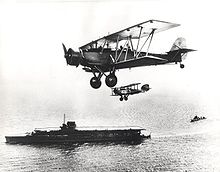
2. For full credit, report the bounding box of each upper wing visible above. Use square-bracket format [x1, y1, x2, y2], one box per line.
[80, 19, 180, 50]
[121, 83, 141, 88]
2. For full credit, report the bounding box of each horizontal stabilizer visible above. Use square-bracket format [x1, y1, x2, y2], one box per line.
[168, 38, 196, 62]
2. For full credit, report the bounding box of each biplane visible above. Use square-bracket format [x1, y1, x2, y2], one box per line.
[111, 83, 151, 101]
[62, 19, 195, 89]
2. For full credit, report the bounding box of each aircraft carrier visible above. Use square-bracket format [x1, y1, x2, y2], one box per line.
[5, 121, 150, 144]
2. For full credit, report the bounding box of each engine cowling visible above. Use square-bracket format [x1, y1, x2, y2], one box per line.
[62, 43, 81, 67]
[141, 84, 151, 92]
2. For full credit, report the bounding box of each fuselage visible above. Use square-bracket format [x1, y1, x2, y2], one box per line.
[80, 49, 179, 72]
[114, 88, 142, 96]
[66, 47, 190, 73]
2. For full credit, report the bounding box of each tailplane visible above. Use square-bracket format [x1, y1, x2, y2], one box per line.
[168, 37, 196, 68]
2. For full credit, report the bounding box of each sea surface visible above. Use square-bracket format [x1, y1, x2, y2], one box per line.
[0, 91, 220, 172]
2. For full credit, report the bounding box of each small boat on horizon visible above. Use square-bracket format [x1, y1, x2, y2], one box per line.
[190, 115, 206, 123]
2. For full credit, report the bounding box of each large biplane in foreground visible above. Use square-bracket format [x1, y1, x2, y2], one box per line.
[62, 19, 195, 89]
[112, 83, 151, 101]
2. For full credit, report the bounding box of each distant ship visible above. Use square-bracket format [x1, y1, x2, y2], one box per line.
[190, 115, 206, 123]
[5, 120, 150, 144]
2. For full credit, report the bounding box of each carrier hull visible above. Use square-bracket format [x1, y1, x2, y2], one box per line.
[5, 134, 145, 144]
[5, 125, 149, 144]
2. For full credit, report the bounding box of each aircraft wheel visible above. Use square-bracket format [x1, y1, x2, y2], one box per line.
[180, 64, 185, 69]
[90, 77, 101, 89]
[105, 74, 117, 87]
[124, 96, 128, 101]
[119, 97, 123, 101]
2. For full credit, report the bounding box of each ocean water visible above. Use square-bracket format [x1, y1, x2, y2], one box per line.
[0, 133, 219, 172]
[0, 90, 220, 172]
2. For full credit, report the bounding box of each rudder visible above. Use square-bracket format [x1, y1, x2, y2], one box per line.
[170, 37, 186, 51]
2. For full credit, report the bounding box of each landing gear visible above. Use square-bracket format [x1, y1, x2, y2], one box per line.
[89, 66, 117, 89]
[180, 64, 185, 69]
[124, 95, 128, 101]
[119, 96, 123, 101]
[119, 95, 128, 101]
[90, 77, 101, 89]
[105, 74, 117, 88]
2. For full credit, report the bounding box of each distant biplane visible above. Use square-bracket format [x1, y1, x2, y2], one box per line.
[62, 19, 195, 89]
[111, 83, 151, 101]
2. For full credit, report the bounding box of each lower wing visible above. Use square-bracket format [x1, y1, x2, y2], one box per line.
[114, 56, 168, 70]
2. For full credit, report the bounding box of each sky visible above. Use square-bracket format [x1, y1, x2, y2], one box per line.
[0, 0, 220, 122]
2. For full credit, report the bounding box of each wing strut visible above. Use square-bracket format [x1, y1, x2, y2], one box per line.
[100, 39, 107, 54]
[129, 36, 134, 52]
[136, 29, 155, 58]
[115, 39, 129, 62]
[135, 26, 143, 57]
[114, 35, 120, 60]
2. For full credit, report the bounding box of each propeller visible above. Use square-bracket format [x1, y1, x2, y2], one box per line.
[62, 43, 80, 67]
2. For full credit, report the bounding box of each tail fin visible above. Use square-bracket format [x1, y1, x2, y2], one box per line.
[169, 37, 189, 62]
[167, 38, 195, 68]
[170, 37, 187, 51]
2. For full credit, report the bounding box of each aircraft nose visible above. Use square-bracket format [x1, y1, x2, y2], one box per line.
[141, 84, 151, 92]
[62, 44, 80, 67]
